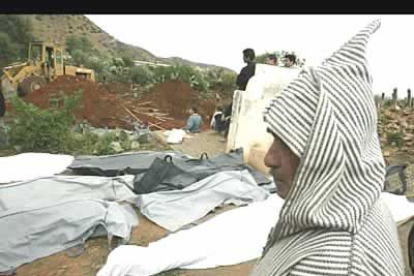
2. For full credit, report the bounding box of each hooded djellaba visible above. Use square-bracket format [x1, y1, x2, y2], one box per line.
[250, 19, 404, 276]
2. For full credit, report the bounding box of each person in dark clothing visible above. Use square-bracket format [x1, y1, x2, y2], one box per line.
[222, 103, 232, 137]
[211, 105, 231, 134]
[0, 90, 5, 117]
[224, 103, 232, 120]
[236, 48, 256, 91]
[211, 107, 224, 131]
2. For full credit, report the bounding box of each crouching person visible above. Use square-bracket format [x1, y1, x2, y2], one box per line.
[184, 107, 202, 133]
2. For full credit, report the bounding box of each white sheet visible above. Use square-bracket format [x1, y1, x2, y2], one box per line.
[98, 192, 414, 276]
[98, 194, 284, 276]
[380, 192, 414, 223]
[0, 153, 74, 184]
[165, 129, 186, 144]
[137, 170, 270, 231]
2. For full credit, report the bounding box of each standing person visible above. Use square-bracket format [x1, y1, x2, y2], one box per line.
[265, 54, 278, 66]
[0, 90, 5, 117]
[224, 48, 255, 142]
[250, 20, 403, 276]
[184, 107, 202, 133]
[236, 48, 256, 91]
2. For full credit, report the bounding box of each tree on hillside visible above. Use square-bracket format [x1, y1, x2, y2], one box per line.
[0, 15, 33, 47]
[122, 56, 135, 68]
[65, 36, 110, 80]
[66, 36, 94, 54]
[0, 15, 34, 66]
[130, 66, 154, 85]
[205, 68, 237, 92]
[0, 33, 20, 66]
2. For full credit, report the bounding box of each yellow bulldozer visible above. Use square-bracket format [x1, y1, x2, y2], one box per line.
[0, 41, 95, 116]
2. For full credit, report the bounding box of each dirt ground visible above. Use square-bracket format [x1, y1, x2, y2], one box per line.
[16, 203, 255, 276]
[152, 130, 227, 158]
[9, 132, 414, 276]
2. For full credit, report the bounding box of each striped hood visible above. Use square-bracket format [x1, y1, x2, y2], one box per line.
[264, 20, 385, 239]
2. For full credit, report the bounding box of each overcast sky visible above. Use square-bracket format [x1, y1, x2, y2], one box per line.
[86, 15, 414, 95]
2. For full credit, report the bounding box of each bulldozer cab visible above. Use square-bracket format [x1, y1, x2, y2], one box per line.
[28, 41, 64, 80]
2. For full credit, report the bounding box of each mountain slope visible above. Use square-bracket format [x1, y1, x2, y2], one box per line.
[22, 14, 234, 72]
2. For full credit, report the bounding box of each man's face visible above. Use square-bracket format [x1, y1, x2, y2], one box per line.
[264, 131, 300, 199]
[284, 59, 293, 67]
[188, 109, 194, 115]
[265, 58, 276, 65]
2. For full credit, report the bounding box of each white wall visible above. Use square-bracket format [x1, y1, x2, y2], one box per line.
[226, 64, 300, 173]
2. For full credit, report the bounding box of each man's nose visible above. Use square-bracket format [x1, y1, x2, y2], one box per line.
[264, 149, 278, 168]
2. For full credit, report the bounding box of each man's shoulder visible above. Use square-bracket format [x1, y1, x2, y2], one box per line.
[240, 65, 249, 71]
[254, 230, 353, 275]
[191, 114, 202, 120]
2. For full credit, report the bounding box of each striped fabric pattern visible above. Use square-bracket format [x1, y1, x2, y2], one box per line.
[250, 20, 404, 275]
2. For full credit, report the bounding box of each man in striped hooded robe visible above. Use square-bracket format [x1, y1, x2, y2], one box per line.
[250, 19, 404, 276]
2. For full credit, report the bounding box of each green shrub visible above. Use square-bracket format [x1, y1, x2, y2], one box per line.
[130, 66, 154, 85]
[0, 15, 34, 66]
[65, 129, 133, 155]
[205, 69, 237, 92]
[94, 132, 118, 155]
[7, 91, 82, 153]
[386, 131, 403, 148]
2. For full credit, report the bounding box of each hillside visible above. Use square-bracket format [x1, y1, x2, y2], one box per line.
[20, 14, 234, 72]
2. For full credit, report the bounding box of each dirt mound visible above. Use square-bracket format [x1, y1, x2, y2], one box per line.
[21, 77, 193, 131]
[142, 80, 199, 119]
[141, 79, 216, 125]
[23, 76, 124, 128]
[103, 83, 133, 94]
[18, 76, 217, 131]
